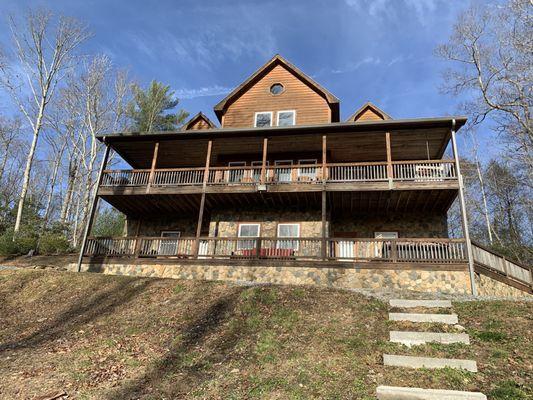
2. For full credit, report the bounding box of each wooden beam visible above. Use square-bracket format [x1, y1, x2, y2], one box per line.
[385, 131, 393, 188]
[451, 121, 477, 295]
[260, 137, 268, 184]
[196, 140, 212, 256]
[321, 190, 327, 260]
[322, 135, 327, 181]
[77, 145, 111, 272]
[146, 142, 160, 193]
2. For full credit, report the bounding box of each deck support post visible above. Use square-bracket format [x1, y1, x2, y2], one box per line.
[451, 120, 477, 295]
[146, 142, 159, 193]
[76, 143, 111, 272]
[385, 132, 393, 189]
[195, 140, 212, 257]
[321, 135, 327, 260]
[321, 190, 327, 260]
[260, 137, 268, 185]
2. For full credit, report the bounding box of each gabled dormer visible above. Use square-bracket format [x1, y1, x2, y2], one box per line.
[181, 112, 217, 131]
[214, 54, 340, 128]
[347, 102, 391, 122]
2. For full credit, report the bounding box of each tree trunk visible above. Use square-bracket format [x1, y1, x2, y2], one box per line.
[13, 100, 45, 235]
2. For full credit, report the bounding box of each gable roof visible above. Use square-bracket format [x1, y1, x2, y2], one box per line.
[213, 54, 340, 122]
[181, 112, 217, 131]
[346, 102, 392, 122]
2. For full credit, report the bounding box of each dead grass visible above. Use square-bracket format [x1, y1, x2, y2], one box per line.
[0, 270, 531, 399]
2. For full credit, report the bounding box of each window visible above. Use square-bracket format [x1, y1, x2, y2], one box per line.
[159, 231, 181, 256]
[237, 223, 260, 250]
[270, 83, 284, 95]
[228, 161, 246, 183]
[274, 160, 293, 182]
[251, 161, 269, 181]
[298, 159, 318, 181]
[254, 112, 273, 128]
[277, 223, 300, 250]
[374, 232, 398, 239]
[277, 110, 295, 126]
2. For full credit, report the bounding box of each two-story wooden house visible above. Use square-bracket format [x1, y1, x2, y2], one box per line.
[76, 55, 532, 296]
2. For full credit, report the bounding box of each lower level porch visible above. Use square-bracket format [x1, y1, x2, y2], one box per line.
[83, 236, 467, 265]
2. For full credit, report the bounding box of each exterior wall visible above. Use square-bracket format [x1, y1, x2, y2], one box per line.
[475, 273, 532, 298]
[125, 211, 447, 239]
[353, 108, 383, 122]
[186, 118, 212, 130]
[222, 64, 332, 128]
[331, 213, 448, 238]
[126, 217, 199, 237]
[73, 262, 471, 295]
[208, 209, 327, 238]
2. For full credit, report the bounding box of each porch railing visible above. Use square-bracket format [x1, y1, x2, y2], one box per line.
[472, 242, 532, 287]
[100, 160, 457, 188]
[84, 236, 466, 263]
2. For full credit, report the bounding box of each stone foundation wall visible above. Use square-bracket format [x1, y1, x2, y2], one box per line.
[71, 262, 471, 294]
[475, 273, 531, 298]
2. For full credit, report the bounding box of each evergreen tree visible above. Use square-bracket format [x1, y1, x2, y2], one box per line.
[126, 80, 189, 132]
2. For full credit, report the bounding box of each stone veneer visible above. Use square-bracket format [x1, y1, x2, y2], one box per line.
[475, 273, 532, 298]
[71, 262, 471, 294]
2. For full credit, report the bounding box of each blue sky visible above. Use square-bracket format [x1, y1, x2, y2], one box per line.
[0, 0, 493, 155]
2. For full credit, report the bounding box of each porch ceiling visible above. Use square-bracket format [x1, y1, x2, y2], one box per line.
[100, 189, 457, 219]
[105, 121, 459, 169]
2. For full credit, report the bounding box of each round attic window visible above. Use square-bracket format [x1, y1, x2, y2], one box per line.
[270, 83, 284, 95]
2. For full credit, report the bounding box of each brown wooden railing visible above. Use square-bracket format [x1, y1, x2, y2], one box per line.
[393, 160, 457, 181]
[100, 160, 458, 188]
[472, 242, 532, 287]
[84, 236, 466, 263]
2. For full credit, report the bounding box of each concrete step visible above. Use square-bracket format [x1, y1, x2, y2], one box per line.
[376, 385, 486, 400]
[390, 331, 470, 346]
[389, 299, 452, 309]
[389, 312, 458, 324]
[383, 354, 478, 372]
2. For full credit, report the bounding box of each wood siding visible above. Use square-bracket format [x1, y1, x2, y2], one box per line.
[353, 108, 384, 122]
[222, 64, 332, 128]
[186, 118, 212, 130]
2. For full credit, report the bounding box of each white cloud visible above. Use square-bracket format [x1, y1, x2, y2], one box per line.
[344, 0, 443, 26]
[175, 85, 233, 99]
[331, 57, 381, 74]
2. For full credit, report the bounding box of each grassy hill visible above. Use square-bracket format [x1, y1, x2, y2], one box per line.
[0, 270, 531, 399]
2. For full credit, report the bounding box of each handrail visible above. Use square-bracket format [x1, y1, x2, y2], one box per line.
[84, 236, 467, 264]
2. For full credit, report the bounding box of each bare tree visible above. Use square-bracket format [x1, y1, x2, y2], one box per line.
[436, 0, 532, 176]
[0, 10, 90, 235]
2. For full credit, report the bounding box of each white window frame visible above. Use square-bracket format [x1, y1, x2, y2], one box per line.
[161, 230, 181, 237]
[254, 111, 273, 128]
[276, 110, 296, 126]
[277, 223, 300, 251]
[237, 223, 261, 250]
[274, 160, 294, 182]
[159, 231, 181, 256]
[297, 159, 318, 179]
[374, 232, 398, 239]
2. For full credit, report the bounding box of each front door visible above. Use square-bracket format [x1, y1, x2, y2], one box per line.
[274, 160, 293, 183]
[159, 231, 181, 256]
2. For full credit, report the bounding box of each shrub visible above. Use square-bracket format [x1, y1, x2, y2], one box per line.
[0, 230, 38, 256]
[38, 233, 71, 255]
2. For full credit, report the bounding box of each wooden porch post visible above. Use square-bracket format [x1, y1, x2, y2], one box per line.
[146, 142, 159, 193]
[450, 120, 477, 295]
[321, 135, 327, 259]
[322, 135, 327, 182]
[195, 140, 212, 257]
[260, 137, 268, 184]
[385, 132, 393, 189]
[76, 143, 111, 272]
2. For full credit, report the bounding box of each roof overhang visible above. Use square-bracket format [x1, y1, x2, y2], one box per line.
[99, 116, 467, 169]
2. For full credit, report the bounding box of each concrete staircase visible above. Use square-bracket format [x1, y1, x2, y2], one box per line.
[377, 299, 486, 400]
